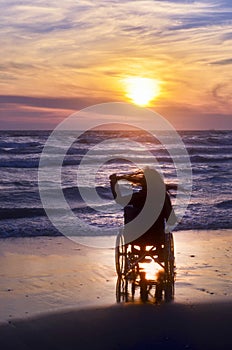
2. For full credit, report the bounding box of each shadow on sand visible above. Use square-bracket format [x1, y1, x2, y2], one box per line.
[0, 301, 231, 350]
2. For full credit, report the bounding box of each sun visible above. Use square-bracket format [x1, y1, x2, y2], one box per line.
[123, 77, 161, 106]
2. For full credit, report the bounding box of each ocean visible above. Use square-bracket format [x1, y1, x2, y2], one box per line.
[0, 130, 231, 238]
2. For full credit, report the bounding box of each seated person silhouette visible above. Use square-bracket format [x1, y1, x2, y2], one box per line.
[109, 168, 177, 260]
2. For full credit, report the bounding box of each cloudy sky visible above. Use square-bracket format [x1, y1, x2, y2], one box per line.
[0, 0, 232, 129]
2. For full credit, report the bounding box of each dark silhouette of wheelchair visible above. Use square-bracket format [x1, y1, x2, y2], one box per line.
[115, 213, 175, 303]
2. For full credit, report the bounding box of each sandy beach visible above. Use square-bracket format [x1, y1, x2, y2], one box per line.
[1, 0, 232, 348]
[0, 230, 231, 349]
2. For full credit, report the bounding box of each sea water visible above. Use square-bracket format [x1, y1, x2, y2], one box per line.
[0, 130, 231, 238]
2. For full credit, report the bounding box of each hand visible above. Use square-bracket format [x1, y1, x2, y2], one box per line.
[109, 174, 117, 181]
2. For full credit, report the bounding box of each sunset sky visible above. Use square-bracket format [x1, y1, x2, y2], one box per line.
[0, 0, 232, 129]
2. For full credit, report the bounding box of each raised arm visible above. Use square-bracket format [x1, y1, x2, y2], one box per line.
[109, 174, 118, 199]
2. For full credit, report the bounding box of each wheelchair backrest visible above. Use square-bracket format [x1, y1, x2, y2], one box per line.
[124, 205, 141, 224]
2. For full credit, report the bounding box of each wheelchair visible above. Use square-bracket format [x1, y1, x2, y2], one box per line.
[115, 206, 175, 303]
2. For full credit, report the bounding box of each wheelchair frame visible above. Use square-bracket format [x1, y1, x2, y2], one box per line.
[115, 231, 175, 303]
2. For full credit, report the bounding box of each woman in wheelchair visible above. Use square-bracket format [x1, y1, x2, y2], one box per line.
[110, 167, 177, 302]
[109, 167, 176, 259]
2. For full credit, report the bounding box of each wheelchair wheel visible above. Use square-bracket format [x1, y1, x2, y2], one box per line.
[165, 282, 174, 302]
[116, 276, 128, 302]
[115, 232, 127, 277]
[164, 233, 175, 302]
[131, 281, 136, 298]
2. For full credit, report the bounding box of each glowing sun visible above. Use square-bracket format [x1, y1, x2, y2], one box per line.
[123, 77, 161, 106]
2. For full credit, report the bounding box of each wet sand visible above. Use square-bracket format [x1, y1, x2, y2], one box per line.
[0, 230, 231, 349]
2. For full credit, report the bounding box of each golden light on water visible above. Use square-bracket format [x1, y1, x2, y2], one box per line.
[123, 77, 161, 106]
